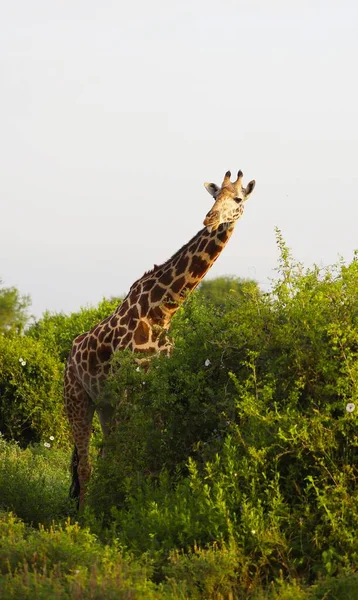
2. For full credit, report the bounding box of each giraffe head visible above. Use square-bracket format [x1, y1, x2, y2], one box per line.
[203, 170, 255, 232]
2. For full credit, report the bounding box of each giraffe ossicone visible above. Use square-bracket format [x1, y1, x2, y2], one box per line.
[64, 169, 256, 508]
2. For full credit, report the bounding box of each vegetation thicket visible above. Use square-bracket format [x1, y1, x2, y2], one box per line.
[0, 231, 357, 599]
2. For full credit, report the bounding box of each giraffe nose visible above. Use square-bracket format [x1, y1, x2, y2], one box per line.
[204, 210, 219, 227]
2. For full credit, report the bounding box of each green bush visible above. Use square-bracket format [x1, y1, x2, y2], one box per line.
[86, 235, 358, 592]
[1, 510, 357, 599]
[0, 335, 66, 445]
[27, 297, 120, 363]
[0, 297, 120, 446]
[0, 436, 74, 525]
[0, 512, 168, 600]
[198, 275, 259, 307]
[2, 234, 358, 598]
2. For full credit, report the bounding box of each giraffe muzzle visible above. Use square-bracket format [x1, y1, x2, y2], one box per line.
[203, 211, 220, 232]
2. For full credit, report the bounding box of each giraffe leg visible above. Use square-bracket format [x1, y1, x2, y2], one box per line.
[96, 403, 116, 460]
[96, 403, 116, 439]
[64, 370, 95, 509]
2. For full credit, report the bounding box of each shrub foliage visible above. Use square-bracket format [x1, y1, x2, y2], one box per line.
[1, 232, 358, 598]
[87, 232, 358, 588]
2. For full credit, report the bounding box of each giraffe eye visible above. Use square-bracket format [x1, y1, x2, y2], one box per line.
[234, 197, 242, 203]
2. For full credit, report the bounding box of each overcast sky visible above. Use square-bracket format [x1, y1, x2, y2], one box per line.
[1, 0, 357, 318]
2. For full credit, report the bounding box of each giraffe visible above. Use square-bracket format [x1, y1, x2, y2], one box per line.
[64, 169, 256, 508]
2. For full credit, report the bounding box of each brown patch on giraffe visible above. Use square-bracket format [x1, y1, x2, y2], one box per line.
[189, 255, 208, 278]
[104, 330, 114, 344]
[139, 293, 149, 316]
[142, 279, 155, 292]
[188, 240, 201, 253]
[198, 238, 207, 253]
[159, 270, 173, 285]
[75, 333, 86, 344]
[175, 255, 189, 274]
[97, 344, 112, 363]
[98, 329, 106, 343]
[115, 326, 126, 338]
[88, 337, 97, 350]
[127, 306, 140, 331]
[148, 305, 164, 322]
[122, 331, 132, 347]
[171, 276, 186, 294]
[88, 351, 97, 374]
[112, 332, 121, 346]
[128, 304, 139, 321]
[110, 315, 118, 328]
[119, 299, 129, 314]
[82, 350, 88, 361]
[128, 288, 140, 304]
[217, 228, 229, 243]
[151, 284, 166, 304]
[205, 239, 221, 258]
[90, 325, 99, 337]
[134, 320, 150, 345]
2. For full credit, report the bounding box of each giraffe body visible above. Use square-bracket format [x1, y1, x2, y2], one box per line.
[64, 169, 255, 507]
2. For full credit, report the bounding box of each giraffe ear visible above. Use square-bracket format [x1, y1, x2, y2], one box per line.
[204, 182, 220, 198]
[245, 180, 256, 196]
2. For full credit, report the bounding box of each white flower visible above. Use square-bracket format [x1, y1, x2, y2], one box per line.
[251, 529, 256, 535]
[21, 360, 26, 366]
[346, 402, 355, 413]
[19, 357, 23, 363]
[49, 435, 55, 441]
[136, 366, 140, 372]
[44, 442, 51, 448]
[204, 359, 211, 367]
[142, 381, 146, 386]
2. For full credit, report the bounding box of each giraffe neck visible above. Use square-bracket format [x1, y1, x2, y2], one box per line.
[68, 222, 237, 391]
[115, 223, 236, 332]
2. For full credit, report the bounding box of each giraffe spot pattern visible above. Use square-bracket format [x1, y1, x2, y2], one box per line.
[171, 276, 186, 294]
[205, 239, 221, 257]
[134, 320, 150, 345]
[189, 255, 208, 278]
[88, 352, 97, 374]
[110, 315, 118, 328]
[149, 305, 164, 322]
[159, 270, 173, 285]
[122, 331, 133, 347]
[175, 254, 189, 274]
[151, 284, 166, 303]
[97, 344, 112, 363]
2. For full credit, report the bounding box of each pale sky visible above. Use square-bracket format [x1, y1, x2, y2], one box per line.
[1, 0, 357, 318]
